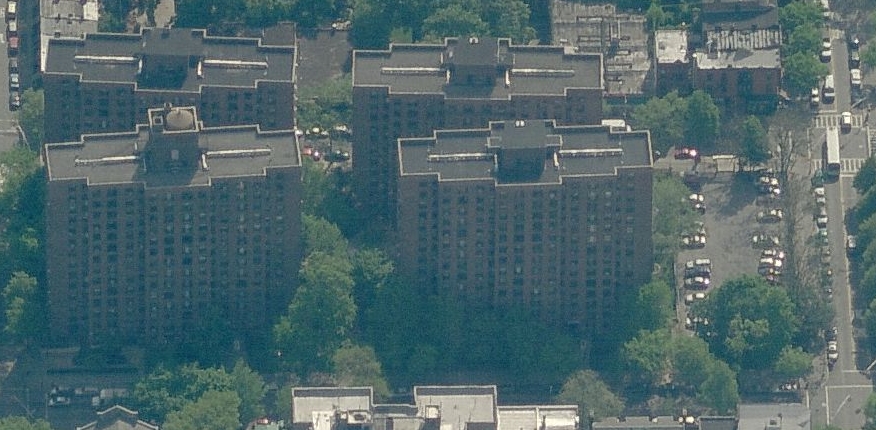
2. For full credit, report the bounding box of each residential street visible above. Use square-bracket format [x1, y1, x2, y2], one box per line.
[808, 25, 873, 430]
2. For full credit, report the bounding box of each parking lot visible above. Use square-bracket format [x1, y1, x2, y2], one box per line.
[675, 169, 787, 318]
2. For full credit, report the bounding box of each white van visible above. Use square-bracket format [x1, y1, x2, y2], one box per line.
[823, 74, 836, 102]
[6, 2, 16, 21]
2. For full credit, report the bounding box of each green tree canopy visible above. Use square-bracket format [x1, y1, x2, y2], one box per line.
[858, 186, 876, 222]
[701, 275, 799, 370]
[132, 362, 263, 424]
[633, 280, 674, 332]
[556, 370, 624, 425]
[2, 271, 41, 341]
[623, 329, 672, 387]
[672, 335, 717, 392]
[779, 0, 824, 32]
[684, 90, 720, 149]
[163, 390, 242, 430]
[699, 360, 739, 414]
[350, 0, 392, 49]
[297, 75, 353, 132]
[865, 392, 876, 430]
[863, 44, 876, 69]
[332, 343, 391, 400]
[0, 416, 53, 430]
[303, 215, 349, 257]
[631, 91, 687, 155]
[482, 0, 536, 43]
[856, 157, 876, 195]
[422, 4, 490, 42]
[18, 89, 43, 150]
[738, 115, 771, 168]
[783, 23, 822, 58]
[645, 0, 667, 30]
[274, 251, 356, 372]
[772, 346, 813, 380]
[783, 52, 829, 96]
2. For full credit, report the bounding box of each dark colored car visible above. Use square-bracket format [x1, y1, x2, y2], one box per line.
[850, 50, 861, 68]
[8, 91, 19, 111]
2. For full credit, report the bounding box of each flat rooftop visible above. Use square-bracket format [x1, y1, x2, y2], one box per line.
[413, 386, 497, 430]
[549, 0, 651, 97]
[291, 388, 374, 425]
[497, 406, 578, 430]
[399, 119, 652, 182]
[352, 37, 602, 98]
[737, 404, 810, 430]
[39, 0, 99, 72]
[45, 124, 300, 187]
[592, 416, 682, 430]
[655, 30, 688, 64]
[694, 46, 780, 70]
[45, 27, 295, 89]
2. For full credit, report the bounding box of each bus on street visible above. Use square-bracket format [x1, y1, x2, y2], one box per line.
[825, 127, 840, 179]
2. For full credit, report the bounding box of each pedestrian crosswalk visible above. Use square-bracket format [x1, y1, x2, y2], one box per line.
[813, 114, 864, 129]
[812, 158, 868, 174]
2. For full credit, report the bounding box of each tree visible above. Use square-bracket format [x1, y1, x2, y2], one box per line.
[422, 4, 490, 42]
[738, 116, 771, 168]
[631, 92, 687, 155]
[230, 360, 267, 425]
[645, 0, 666, 30]
[701, 275, 799, 370]
[297, 75, 353, 132]
[98, 11, 127, 32]
[865, 392, 876, 430]
[634, 280, 674, 331]
[303, 215, 349, 257]
[243, 0, 291, 28]
[783, 52, 829, 96]
[772, 346, 813, 380]
[698, 360, 739, 414]
[555, 370, 624, 425]
[0, 417, 52, 430]
[350, 0, 392, 49]
[863, 44, 876, 69]
[859, 186, 876, 222]
[163, 390, 242, 430]
[174, 0, 246, 29]
[855, 157, 876, 195]
[671, 336, 715, 392]
[2, 271, 40, 341]
[332, 343, 391, 400]
[18, 89, 43, 150]
[274, 251, 356, 372]
[779, 0, 823, 32]
[483, 0, 536, 44]
[783, 24, 822, 58]
[864, 298, 876, 351]
[684, 90, 720, 149]
[623, 329, 672, 387]
[651, 173, 699, 282]
[351, 248, 394, 317]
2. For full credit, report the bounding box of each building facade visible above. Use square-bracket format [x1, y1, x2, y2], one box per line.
[43, 27, 296, 143]
[396, 119, 653, 335]
[351, 37, 603, 228]
[291, 386, 579, 430]
[45, 105, 302, 346]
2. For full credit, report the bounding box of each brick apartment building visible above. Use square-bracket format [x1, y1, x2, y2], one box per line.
[44, 105, 302, 346]
[351, 37, 603, 227]
[42, 27, 296, 143]
[291, 386, 579, 430]
[396, 119, 653, 334]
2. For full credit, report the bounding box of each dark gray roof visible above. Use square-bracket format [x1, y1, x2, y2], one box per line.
[75, 405, 158, 430]
[352, 37, 601, 98]
[399, 119, 652, 182]
[45, 27, 295, 89]
[45, 122, 300, 187]
[698, 416, 737, 430]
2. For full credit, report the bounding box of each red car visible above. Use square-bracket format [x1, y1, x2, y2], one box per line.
[674, 147, 699, 160]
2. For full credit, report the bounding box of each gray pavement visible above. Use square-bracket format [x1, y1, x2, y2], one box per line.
[807, 25, 873, 430]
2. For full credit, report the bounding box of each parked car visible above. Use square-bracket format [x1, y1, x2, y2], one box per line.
[761, 249, 786, 260]
[816, 207, 829, 228]
[8, 57, 17, 73]
[685, 258, 712, 271]
[684, 292, 707, 305]
[851, 70, 862, 90]
[9, 72, 19, 91]
[757, 208, 784, 223]
[759, 257, 784, 269]
[827, 341, 838, 363]
[674, 147, 699, 160]
[682, 234, 707, 248]
[752, 233, 780, 249]
[848, 235, 857, 252]
[811, 87, 821, 106]
[849, 34, 861, 50]
[684, 276, 710, 290]
[827, 326, 838, 341]
[688, 193, 704, 203]
[684, 266, 710, 278]
[8, 91, 19, 111]
[850, 50, 861, 68]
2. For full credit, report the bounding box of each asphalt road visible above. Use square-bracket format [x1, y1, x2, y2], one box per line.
[807, 26, 873, 430]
